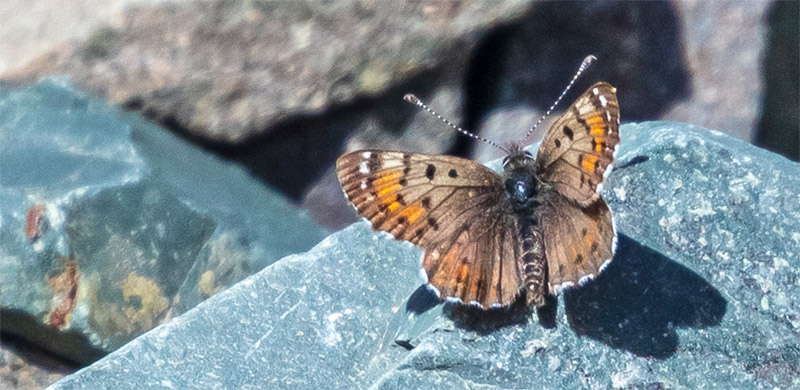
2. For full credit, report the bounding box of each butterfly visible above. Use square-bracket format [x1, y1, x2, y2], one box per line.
[336, 61, 619, 310]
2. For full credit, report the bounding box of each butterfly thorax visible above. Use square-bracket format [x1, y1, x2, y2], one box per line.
[501, 148, 542, 213]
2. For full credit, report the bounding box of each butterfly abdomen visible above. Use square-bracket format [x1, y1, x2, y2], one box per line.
[518, 219, 547, 308]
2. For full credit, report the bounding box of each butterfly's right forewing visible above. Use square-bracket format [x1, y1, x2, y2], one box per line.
[336, 151, 524, 307]
[535, 82, 620, 205]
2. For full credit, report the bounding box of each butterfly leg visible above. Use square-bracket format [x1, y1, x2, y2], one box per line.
[519, 221, 548, 308]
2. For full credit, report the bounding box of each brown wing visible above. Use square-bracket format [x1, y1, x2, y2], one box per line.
[535, 82, 620, 205]
[538, 190, 616, 292]
[336, 151, 523, 307]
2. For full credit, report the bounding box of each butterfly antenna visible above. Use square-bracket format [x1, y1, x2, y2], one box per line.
[521, 55, 597, 142]
[404, 94, 508, 153]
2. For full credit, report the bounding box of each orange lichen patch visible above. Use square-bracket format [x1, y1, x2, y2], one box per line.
[398, 204, 425, 224]
[47, 258, 79, 328]
[582, 155, 599, 173]
[122, 272, 169, 332]
[373, 171, 403, 186]
[198, 270, 221, 297]
[25, 203, 47, 242]
[377, 184, 402, 198]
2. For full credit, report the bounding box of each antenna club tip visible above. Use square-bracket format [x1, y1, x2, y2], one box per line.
[583, 55, 597, 65]
[403, 94, 421, 105]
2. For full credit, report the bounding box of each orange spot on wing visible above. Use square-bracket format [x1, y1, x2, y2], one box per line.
[585, 114, 605, 125]
[458, 264, 469, 283]
[373, 171, 402, 186]
[431, 244, 461, 289]
[399, 205, 425, 223]
[377, 184, 402, 198]
[585, 114, 607, 136]
[594, 139, 603, 153]
[582, 155, 598, 172]
[453, 263, 471, 299]
[387, 202, 401, 212]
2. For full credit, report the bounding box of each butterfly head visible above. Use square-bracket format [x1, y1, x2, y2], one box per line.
[501, 144, 533, 169]
[502, 146, 540, 212]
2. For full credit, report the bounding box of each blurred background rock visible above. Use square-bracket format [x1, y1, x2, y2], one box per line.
[0, 1, 797, 388]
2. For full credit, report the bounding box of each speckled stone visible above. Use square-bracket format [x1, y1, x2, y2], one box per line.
[49, 121, 799, 389]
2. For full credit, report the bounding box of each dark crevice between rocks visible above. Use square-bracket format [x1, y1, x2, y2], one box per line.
[755, 0, 799, 162]
[464, 1, 690, 142]
[137, 66, 454, 201]
[0, 309, 107, 367]
[464, 23, 514, 135]
[564, 234, 727, 359]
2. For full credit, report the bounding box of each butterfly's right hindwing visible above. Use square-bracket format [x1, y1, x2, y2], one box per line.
[538, 190, 615, 291]
[336, 151, 524, 307]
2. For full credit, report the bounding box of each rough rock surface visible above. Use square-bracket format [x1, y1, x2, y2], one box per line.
[0, 0, 132, 75]
[49, 121, 800, 389]
[2, 1, 529, 144]
[0, 80, 327, 364]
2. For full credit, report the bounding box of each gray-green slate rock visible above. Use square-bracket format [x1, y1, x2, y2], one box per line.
[49, 121, 799, 389]
[0, 80, 327, 364]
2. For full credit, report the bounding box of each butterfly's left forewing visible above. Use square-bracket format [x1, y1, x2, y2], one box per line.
[336, 151, 524, 307]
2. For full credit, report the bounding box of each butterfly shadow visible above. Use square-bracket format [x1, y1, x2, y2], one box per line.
[404, 284, 559, 337]
[563, 234, 727, 359]
[401, 235, 726, 356]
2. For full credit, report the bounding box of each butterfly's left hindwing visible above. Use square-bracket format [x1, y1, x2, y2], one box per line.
[336, 151, 524, 307]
